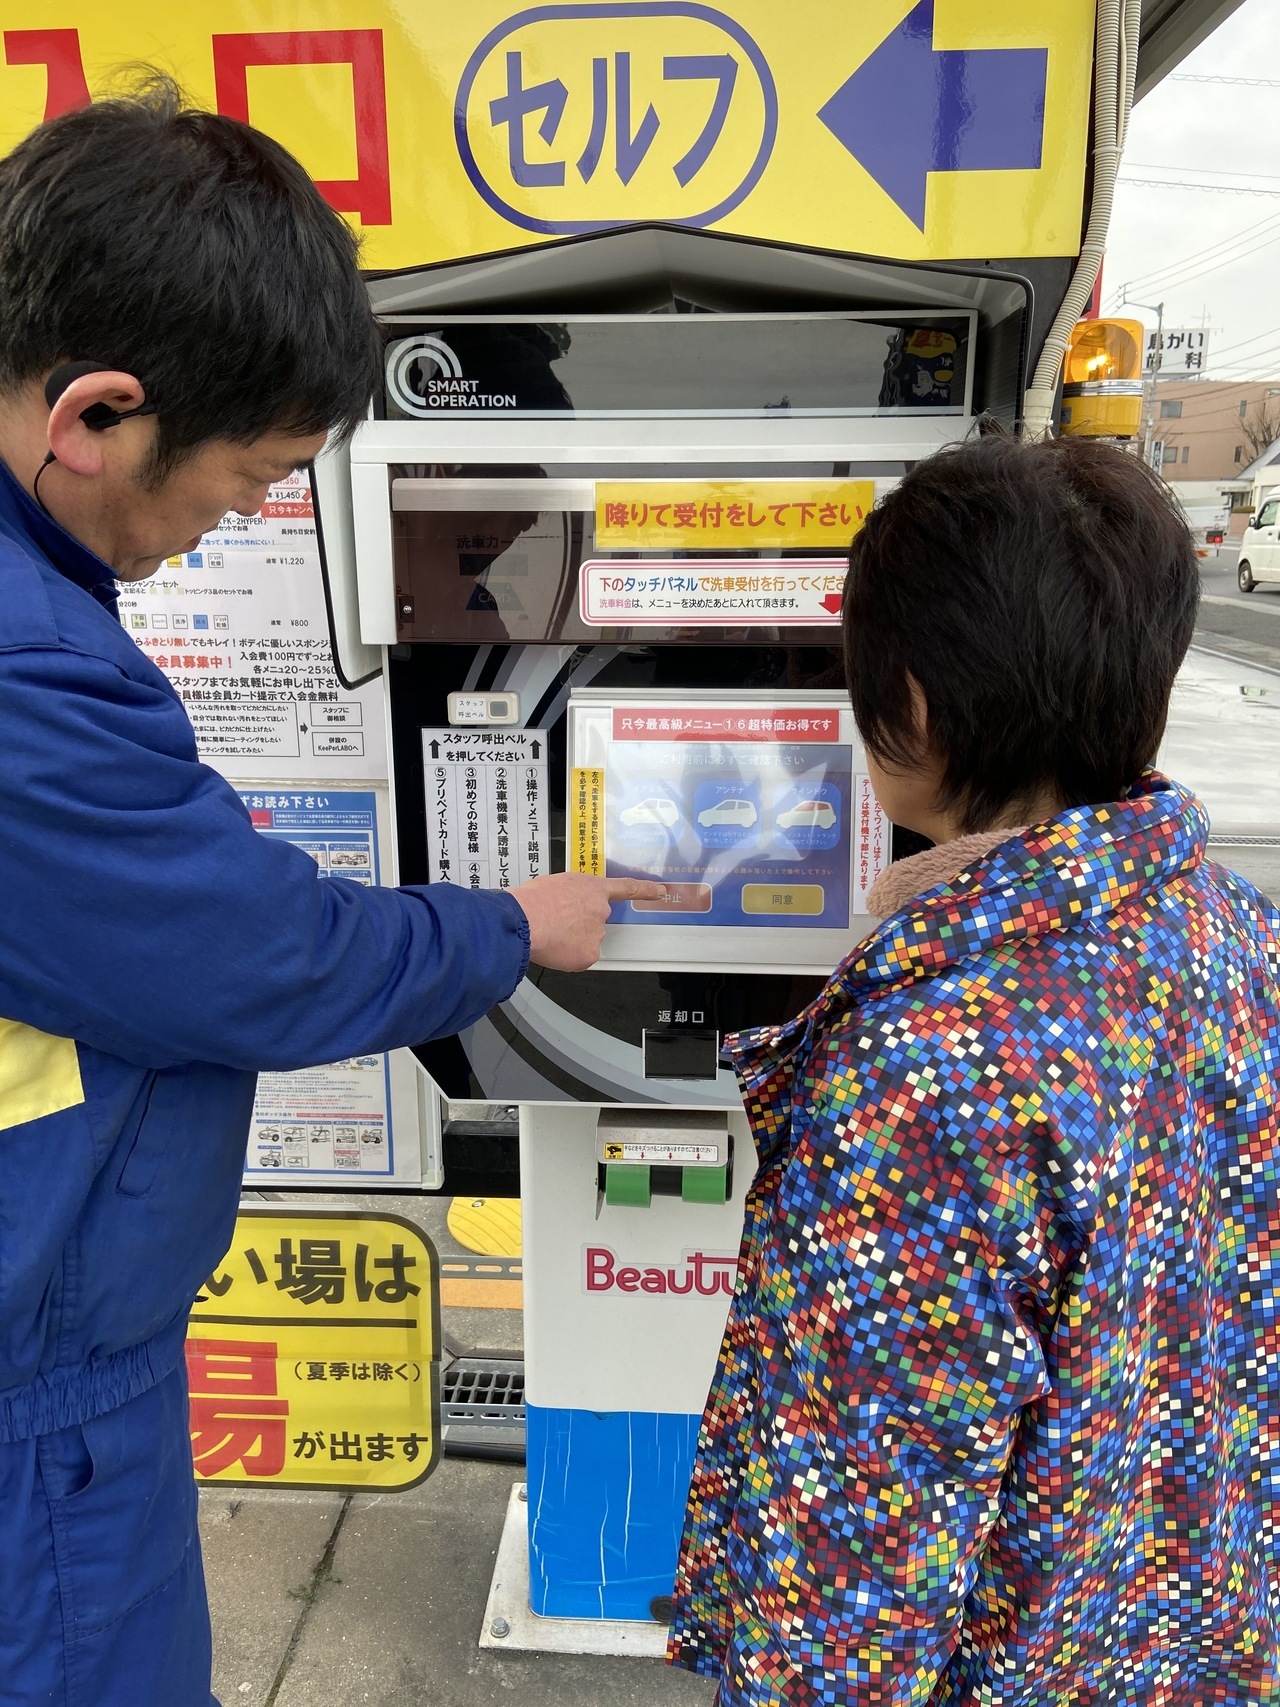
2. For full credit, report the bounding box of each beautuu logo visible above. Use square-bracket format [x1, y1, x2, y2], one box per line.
[584, 1244, 738, 1297]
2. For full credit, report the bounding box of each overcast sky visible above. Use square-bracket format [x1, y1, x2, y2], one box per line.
[1102, 0, 1280, 379]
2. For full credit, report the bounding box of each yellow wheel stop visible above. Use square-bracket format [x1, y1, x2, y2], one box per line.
[446, 1196, 522, 1258]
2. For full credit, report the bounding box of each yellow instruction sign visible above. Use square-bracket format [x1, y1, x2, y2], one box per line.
[595, 481, 874, 552]
[0, 2, 1094, 268]
[570, 768, 605, 875]
[185, 1208, 439, 1491]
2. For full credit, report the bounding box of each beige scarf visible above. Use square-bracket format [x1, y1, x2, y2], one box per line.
[865, 827, 1027, 918]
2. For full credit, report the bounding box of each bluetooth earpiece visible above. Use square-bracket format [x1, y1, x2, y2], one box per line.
[44, 360, 157, 431]
[35, 361, 157, 515]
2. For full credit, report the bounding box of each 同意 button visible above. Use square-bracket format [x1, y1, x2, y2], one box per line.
[740, 883, 824, 915]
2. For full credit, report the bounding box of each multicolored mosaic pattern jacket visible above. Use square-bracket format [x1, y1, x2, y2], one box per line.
[669, 773, 1280, 1705]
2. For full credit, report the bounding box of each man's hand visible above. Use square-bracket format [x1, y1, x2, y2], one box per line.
[509, 873, 667, 972]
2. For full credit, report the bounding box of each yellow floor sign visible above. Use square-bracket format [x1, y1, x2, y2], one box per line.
[186, 1208, 439, 1490]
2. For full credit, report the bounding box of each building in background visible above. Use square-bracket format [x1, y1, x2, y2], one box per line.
[1220, 439, 1280, 530]
[1150, 378, 1280, 484]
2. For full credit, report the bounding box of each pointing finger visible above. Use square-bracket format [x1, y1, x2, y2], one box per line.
[605, 877, 667, 902]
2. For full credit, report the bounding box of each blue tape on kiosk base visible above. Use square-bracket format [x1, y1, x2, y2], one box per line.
[525, 1405, 701, 1621]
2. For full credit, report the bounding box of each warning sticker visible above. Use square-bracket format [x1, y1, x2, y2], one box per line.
[570, 768, 605, 875]
[422, 728, 548, 890]
[602, 1142, 722, 1164]
[186, 1208, 439, 1491]
[579, 558, 847, 628]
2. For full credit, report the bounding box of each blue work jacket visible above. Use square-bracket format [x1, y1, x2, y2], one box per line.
[0, 458, 529, 1443]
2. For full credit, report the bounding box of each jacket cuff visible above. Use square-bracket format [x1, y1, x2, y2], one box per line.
[498, 887, 532, 990]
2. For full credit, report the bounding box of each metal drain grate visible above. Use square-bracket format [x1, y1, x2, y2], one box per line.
[441, 1356, 526, 1462]
[1209, 835, 1280, 848]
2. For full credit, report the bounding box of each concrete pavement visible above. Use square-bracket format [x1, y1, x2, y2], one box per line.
[201, 1465, 716, 1707]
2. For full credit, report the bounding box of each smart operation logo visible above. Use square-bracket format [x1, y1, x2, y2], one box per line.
[384, 334, 518, 416]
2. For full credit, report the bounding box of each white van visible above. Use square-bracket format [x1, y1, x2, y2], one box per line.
[1238, 495, 1280, 592]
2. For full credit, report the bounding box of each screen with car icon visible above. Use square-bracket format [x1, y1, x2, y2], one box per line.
[569, 697, 874, 931]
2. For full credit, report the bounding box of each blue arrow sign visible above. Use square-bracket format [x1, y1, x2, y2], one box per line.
[817, 0, 1047, 231]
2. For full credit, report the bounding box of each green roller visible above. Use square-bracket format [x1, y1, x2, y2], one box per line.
[604, 1163, 651, 1208]
[681, 1165, 728, 1204]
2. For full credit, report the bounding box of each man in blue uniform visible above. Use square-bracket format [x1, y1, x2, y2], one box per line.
[0, 83, 656, 1705]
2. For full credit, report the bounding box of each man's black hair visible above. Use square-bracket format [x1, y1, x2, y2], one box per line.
[842, 432, 1201, 833]
[0, 75, 381, 479]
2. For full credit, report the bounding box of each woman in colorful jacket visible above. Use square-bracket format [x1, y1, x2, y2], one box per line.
[668, 433, 1280, 1705]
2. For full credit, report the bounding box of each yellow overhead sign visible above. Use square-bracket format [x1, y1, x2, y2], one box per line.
[186, 1208, 439, 1490]
[595, 480, 874, 551]
[0, 2, 1093, 267]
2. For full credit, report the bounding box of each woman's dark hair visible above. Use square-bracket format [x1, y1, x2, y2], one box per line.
[0, 74, 381, 480]
[842, 431, 1200, 833]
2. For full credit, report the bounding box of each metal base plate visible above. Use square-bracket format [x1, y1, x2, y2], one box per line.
[478, 1484, 671, 1658]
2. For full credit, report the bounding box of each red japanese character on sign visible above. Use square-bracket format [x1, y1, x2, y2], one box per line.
[603, 502, 629, 528]
[699, 501, 723, 528]
[3, 30, 90, 120]
[187, 1339, 288, 1478]
[212, 30, 392, 225]
[672, 503, 697, 528]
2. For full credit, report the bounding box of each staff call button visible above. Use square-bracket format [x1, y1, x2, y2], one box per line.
[630, 882, 713, 913]
[741, 883, 825, 916]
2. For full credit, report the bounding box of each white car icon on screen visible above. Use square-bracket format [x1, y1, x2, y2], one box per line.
[697, 798, 758, 828]
[777, 799, 837, 831]
[619, 797, 680, 828]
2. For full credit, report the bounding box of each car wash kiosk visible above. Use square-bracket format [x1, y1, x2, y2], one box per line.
[311, 221, 1050, 1641]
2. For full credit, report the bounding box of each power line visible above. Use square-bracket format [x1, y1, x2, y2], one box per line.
[1168, 74, 1280, 86]
[1125, 163, 1280, 182]
[1108, 211, 1280, 300]
[1115, 228, 1280, 298]
[1117, 177, 1280, 197]
[1204, 332, 1280, 363]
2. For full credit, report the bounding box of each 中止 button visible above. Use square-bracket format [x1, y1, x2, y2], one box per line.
[630, 883, 712, 913]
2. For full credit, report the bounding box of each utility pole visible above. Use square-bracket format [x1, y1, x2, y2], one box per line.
[1137, 300, 1164, 467]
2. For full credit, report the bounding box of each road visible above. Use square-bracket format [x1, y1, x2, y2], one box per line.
[1193, 543, 1280, 673]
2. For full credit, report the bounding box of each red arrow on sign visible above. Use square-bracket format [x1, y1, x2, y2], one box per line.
[819, 594, 844, 615]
